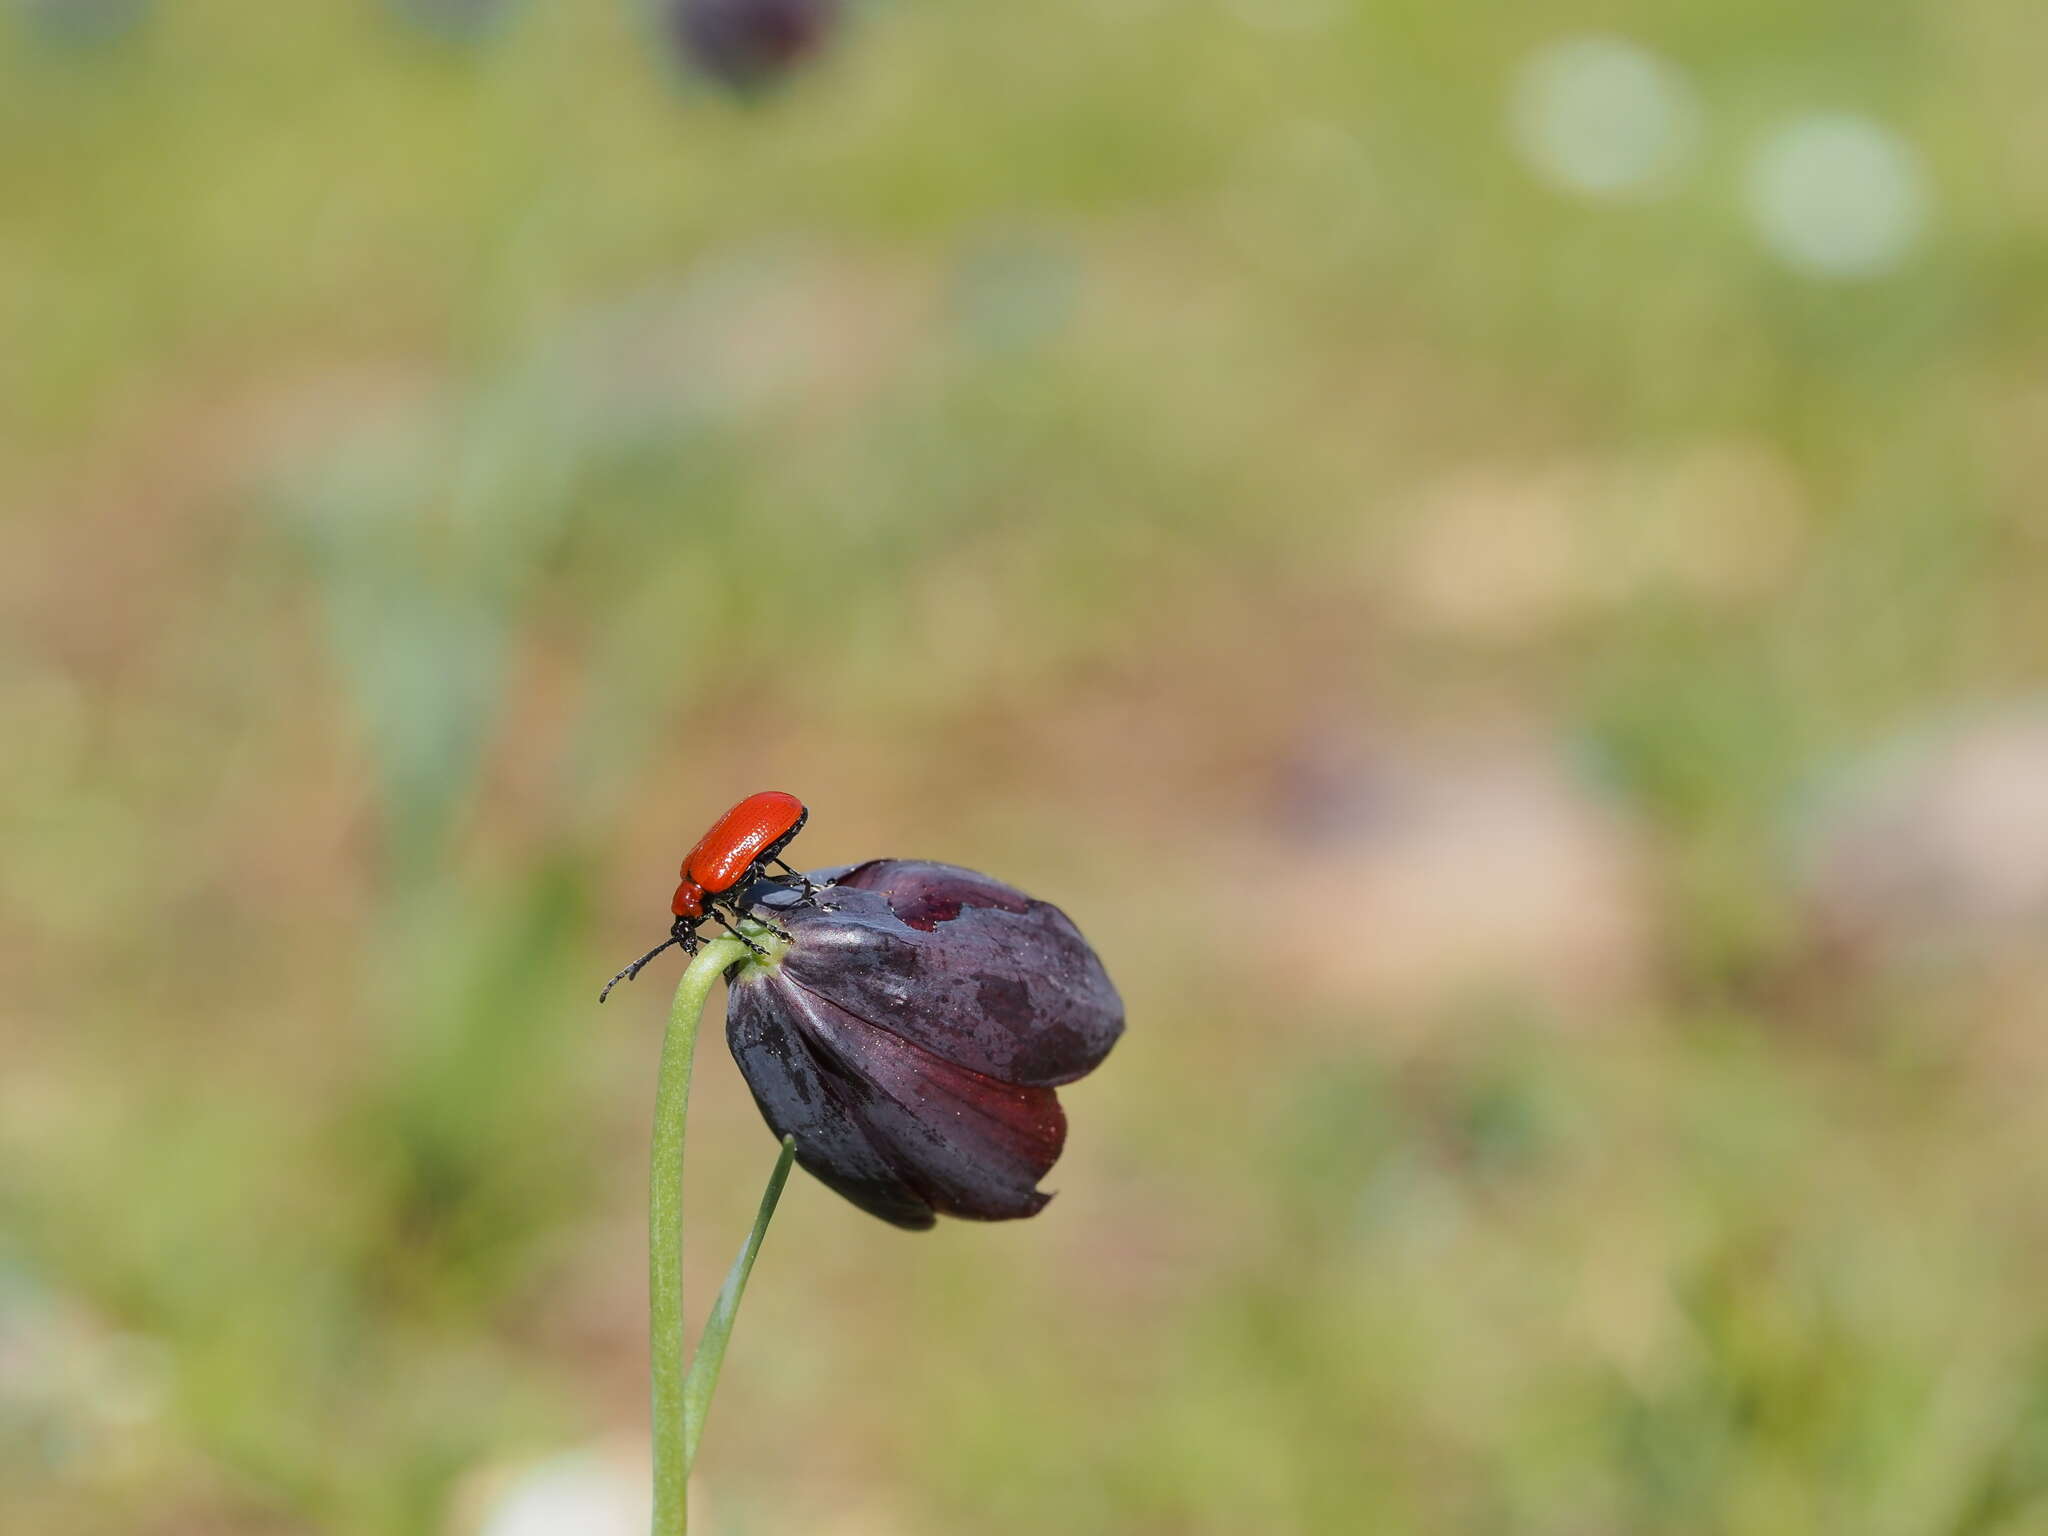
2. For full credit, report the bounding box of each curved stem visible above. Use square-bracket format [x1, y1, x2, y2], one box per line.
[648, 936, 748, 1536]
[682, 1135, 798, 1469]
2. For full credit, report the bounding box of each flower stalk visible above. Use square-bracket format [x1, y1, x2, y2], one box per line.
[648, 926, 791, 1536]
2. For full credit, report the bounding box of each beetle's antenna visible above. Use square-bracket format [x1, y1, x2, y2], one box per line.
[599, 934, 684, 1003]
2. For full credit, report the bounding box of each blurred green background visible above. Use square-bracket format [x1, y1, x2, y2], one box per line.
[6, 1, 2048, 1532]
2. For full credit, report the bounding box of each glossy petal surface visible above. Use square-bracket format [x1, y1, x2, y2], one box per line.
[728, 981, 934, 1229]
[770, 861, 1124, 1087]
[725, 860, 1121, 1227]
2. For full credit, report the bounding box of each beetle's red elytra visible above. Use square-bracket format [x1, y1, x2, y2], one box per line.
[671, 790, 808, 919]
[600, 791, 813, 1003]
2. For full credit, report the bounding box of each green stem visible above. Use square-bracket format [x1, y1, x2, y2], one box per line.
[682, 1135, 798, 1470]
[648, 936, 747, 1536]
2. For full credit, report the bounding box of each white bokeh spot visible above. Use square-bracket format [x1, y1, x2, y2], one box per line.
[479, 1454, 647, 1536]
[1509, 35, 1699, 197]
[1745, 114, 1930, 278]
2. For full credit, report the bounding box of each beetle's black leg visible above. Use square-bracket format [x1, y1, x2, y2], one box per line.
[709, 910, 775, 954]
[768, 858, 824, 903]
[742, 905, 793, 941]
[769, 858, 838, 909]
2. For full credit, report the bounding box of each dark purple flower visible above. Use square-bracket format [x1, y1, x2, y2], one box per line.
[726, 860, 1123, 1230]
[664, 0, 838, 92]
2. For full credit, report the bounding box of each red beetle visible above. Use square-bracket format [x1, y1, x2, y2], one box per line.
[601, 791, 815, 1002]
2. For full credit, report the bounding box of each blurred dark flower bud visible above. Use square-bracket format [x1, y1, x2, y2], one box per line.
[664, 0, 838, 92]
[728, 861, 1124, 1229]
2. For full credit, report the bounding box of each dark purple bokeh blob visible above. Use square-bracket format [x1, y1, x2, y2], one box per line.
[728, 861, 1123, 1229]
[664, 0, 838, 91]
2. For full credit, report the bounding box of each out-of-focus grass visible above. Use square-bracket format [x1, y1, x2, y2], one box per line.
[4, 2, 2048, 1533]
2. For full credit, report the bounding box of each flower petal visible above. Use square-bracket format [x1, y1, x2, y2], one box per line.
[727, 978, 935, 1230]
[772, 861, 1124, 1087]
[731, 969, 1068, 1222]
[789, 978, 1068, 1221]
